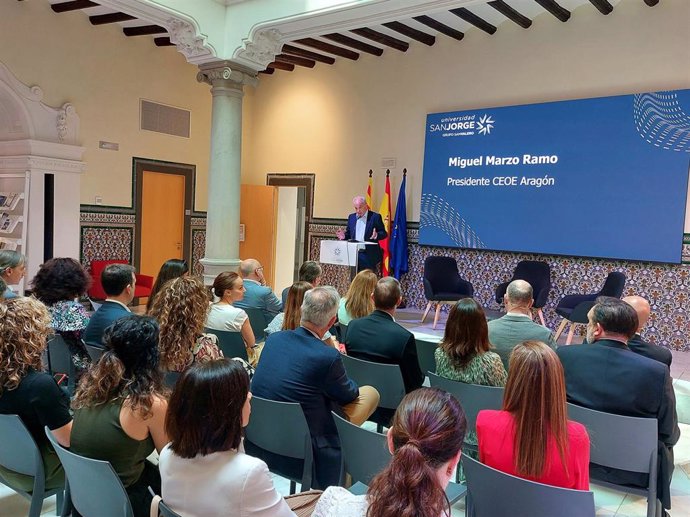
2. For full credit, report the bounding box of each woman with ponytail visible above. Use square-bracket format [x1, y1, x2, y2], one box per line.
[476, 340, 590, 490]
[312, 387, 467, 517]
[71, 315, 169, 517]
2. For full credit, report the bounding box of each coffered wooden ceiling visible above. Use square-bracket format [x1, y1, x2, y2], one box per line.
[43, 0, 662, 75]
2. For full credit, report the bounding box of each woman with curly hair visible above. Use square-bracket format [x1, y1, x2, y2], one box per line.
[71, 315, 168, 517]
[337, 269, 377, 326]
[145, 258, 189, 313]
[31, 257, 92, 370]
[0, 297, 72, 492]
[312, 387, 467, 517]
[149, 276, 222, 372]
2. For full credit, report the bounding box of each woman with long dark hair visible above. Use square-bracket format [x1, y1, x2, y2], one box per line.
[146, 259, 189, 312]
[206, 271, 256, 349]
[71, 315, 169, 516]
[477, 340, 590, 490]
[312, 387, 467, 517]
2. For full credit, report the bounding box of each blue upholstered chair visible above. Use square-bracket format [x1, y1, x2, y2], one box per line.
[495, 260, 551, 326]
[421, 256, 474, 330]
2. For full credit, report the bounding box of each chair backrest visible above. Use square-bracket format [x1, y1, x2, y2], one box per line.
[204, 327, 248, 361]
[569, 300, 597, 324]
[47, 334, 76, 395]
[88, 260, 128, 300]
[244, 308, 267, 342]
[45, 428, 133, 517]
[597, 272, 626, 298]
[414, 337, 438, 375]
[566, 403, 657, 474]
[428, 373, 504, 438]
[423, 256, 460, 297]
[243, 396, 313, 490]
[0, 414, 42, 477]
[462, 453, 595, 517]
[512, 260, 551, 307]
[164, 371, 181, 389]
[341, 354, 406, 410]
[332, 412, 390, 485]
[148, 487, 182, 517]
[84, 343, 105, 363]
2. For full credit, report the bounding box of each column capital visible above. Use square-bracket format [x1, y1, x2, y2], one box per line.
[196, 61, 259, 89]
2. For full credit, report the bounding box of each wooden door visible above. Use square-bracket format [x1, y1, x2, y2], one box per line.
[140, 171, 185, 279]
[240, 185, 278, 287]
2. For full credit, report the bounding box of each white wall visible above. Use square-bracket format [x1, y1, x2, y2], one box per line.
[274, 187, 299, 292]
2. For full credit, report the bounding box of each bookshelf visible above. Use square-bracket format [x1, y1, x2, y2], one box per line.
[0, 173, 30, 295]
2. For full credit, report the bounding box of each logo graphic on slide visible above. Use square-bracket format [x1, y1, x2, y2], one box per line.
[420, 194, 486, 249]
[633, 92, 690, 152]
[477, 114, 495, 135]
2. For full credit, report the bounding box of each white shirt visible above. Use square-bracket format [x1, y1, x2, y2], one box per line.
[159, 443, 296, 517]
[355, 211, 368, 242]
[206, 303, 248, 332]
[104, 298, 131, 312]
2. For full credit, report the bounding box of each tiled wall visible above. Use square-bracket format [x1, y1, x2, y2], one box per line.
[80, 211, 690, 352]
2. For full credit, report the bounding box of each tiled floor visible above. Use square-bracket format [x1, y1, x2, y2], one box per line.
[1, 307, 688, 516]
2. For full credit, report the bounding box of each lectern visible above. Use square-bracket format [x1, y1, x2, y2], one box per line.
[320, 240, 376, 280]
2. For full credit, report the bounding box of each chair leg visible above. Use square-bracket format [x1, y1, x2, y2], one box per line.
[433, 304, 442, 330]
[554, 318, 568, 341]
[421, 302, 432, 324]
[537, 308, 546, 327]
[565, 324, 576, 345]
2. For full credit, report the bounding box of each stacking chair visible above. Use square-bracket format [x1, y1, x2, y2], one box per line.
[204, 327, 248, 361]
[244, 307, 268, 342]
[421, 256, 474, 329]
[495, 260, 551, 326]
[163, 371, 181, 389]
[462, 453, 595, 517]
[340, 355, 406, 431]
[567, 403, 660, 517]
[243, 396, 313, 494]
[46, 334, 77, 396]
[415, 336, 439, 376]
[554, 272, 626, 344]
[84, 343, 105, 363]
[0, 415, 65, 517]
[45, 428, 133, 517]
[148, 487, 182, 517]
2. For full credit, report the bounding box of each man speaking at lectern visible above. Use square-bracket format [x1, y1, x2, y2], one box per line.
[336, 195, 387, 272]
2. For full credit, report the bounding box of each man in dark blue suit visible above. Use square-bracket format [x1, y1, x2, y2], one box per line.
[83, 264, 136, 348]
[336, 195, 387, 271]
[251, 286, 379, 489]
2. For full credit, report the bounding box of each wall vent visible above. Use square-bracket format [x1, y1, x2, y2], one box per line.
[140, 100, 190, 138]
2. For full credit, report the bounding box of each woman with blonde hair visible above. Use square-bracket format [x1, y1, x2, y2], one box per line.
[0, 297, 72, 493]
[477, 340, 590, 490]
[149, 276, 222, 372]
[337, 269, 377, 325]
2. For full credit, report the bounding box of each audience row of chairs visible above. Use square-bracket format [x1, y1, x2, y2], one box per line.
[421, 256, 626, 334]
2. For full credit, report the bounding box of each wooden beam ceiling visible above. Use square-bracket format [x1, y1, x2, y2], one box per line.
[643, 0, 659, 6]
[294, 38, 359, 60]
[487, 1, 532, 28]
[275, 54, 316, 68]
[123, 25, 167, 36]
[51, 0, 98, 13]
[282, 44, 335, 64]
[322, 33, 383, 56]
[267, 61, 295, 72]
[534, 0, 571, 22]
[412, 15, 464, 41]
[154, 37, 174, 47]
[588, 0, 614, 15]
[382, 21, 435, 46]
[89, 12, 135, 25]
[350, 27, 409, 52]
[450, 7, 497, 35]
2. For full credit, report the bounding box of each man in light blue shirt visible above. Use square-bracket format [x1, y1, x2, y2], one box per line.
[234, 258, 283, 323]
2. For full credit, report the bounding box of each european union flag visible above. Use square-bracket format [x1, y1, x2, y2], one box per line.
[390, 171, 408, 280]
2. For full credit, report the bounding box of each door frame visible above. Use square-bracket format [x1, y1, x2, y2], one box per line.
[133, 158, 194, 274]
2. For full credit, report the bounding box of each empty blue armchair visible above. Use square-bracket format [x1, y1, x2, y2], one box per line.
[421, 256, 474, 330]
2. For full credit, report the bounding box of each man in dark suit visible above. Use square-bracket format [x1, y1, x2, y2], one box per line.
[336, 195, 387, 271]
[83, 264, 136, 347]
[557, 297, 679, 514]
[251, 286, 379, 489]
[623, 295, 673, 367]
[345, 277, 424, 394]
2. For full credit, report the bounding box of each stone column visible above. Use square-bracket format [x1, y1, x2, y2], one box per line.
[196, 61, 258, 284]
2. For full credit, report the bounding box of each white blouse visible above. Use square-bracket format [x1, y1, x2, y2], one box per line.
[206, 303, 248, 332]
[312, 487, 368, 517]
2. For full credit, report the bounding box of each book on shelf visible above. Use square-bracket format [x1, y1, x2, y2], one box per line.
[0, 192, 22, 211]
[0, 212, 21, 234]
[0, 238, 19, 251]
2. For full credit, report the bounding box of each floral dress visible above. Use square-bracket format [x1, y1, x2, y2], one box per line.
[49, 300, 91, 371]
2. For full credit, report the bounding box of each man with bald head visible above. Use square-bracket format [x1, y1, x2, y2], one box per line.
[336, 195, 387, 271]
[234, 258, 283, 323]
[488, 279, 556, 369]
[623, 295, 673, 367]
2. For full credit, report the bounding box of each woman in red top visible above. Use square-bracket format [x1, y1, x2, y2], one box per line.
[476, 340, 590, 490]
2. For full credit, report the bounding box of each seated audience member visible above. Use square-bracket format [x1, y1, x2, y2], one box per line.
[31, 257, 92, 371]
[83, 263, 136, 347]
[281, 260, 322, 306]
[488, 279, 556, 370]
[234, 258, 283, 323]
[345, 277, 424, 393]
[160, 359, 299, 517]
[0, 250, 26, 299]
[0, 297, 72, 492]
[557, 297, 679, 514]
[337, 269, 377, 326]
[266, 281, 337, 348]
[0, 278, 6, 300]
[71, 316, 168, 517]
[149, 276, 222, 372]
[622, 295, 673, 367]
[436, 298, 507, 444]
[251, 286, 380, 489]
[477, 341, 590, 490]
[207, 271, 256, 351]
[145, 258, 189, 313]
[313, 387, 467, 517]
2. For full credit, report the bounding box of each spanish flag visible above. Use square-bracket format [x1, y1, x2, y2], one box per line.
[366, 170, 373, 208]
[379, 170, 392, 276]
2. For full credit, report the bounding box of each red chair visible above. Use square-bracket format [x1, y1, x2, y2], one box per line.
[87, 260, 153, 300]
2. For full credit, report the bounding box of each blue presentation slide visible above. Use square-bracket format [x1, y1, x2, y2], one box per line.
[419, 90, 690, 263]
